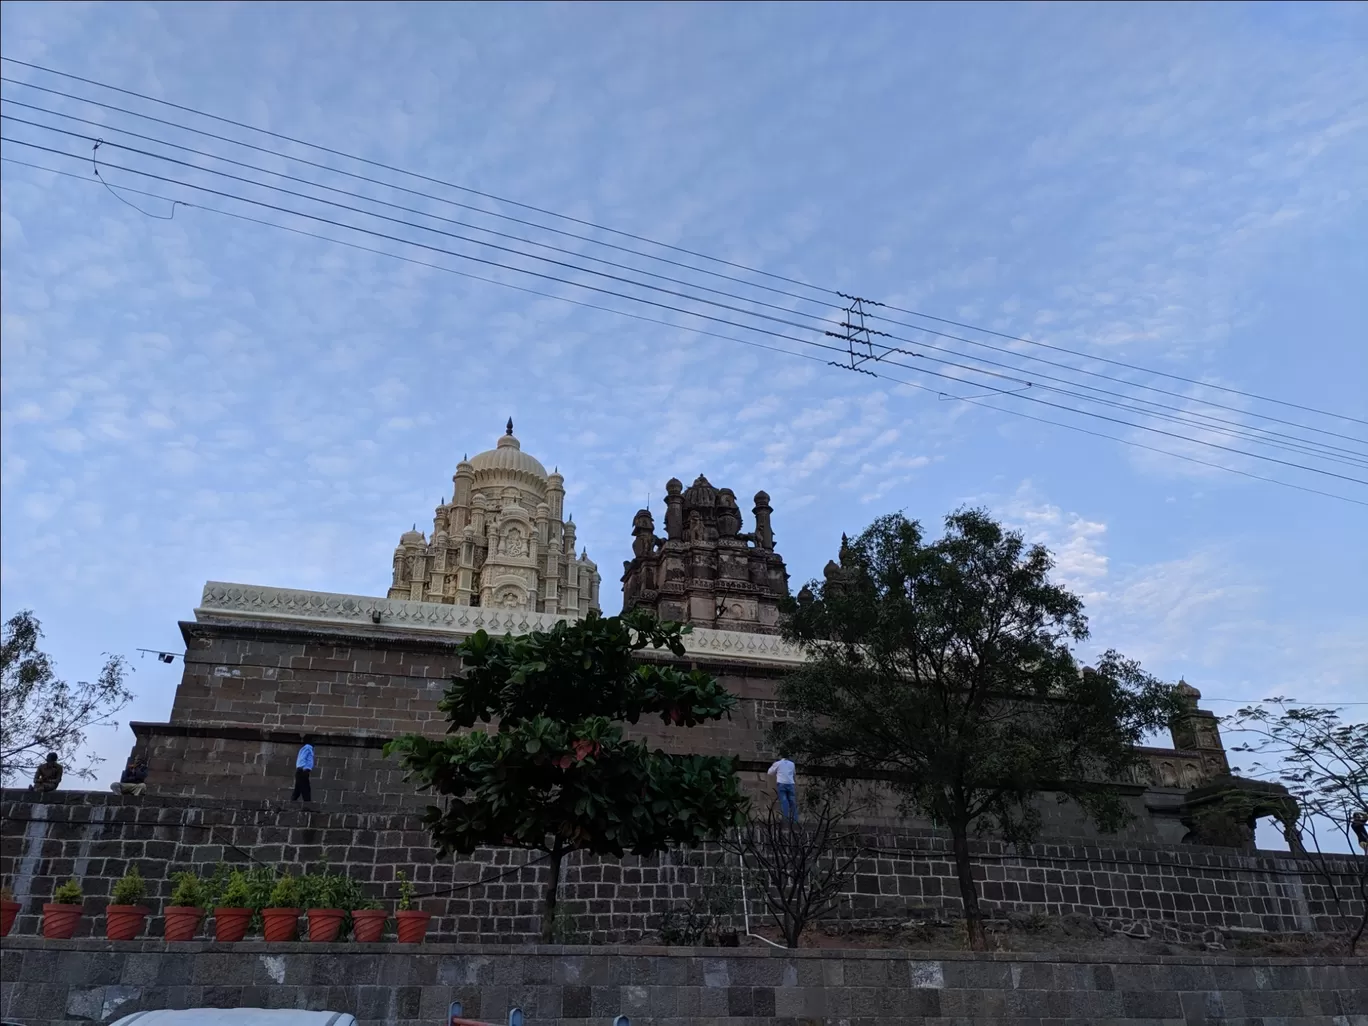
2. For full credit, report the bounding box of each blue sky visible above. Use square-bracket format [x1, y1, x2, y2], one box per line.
[2, 2, 1365, 821]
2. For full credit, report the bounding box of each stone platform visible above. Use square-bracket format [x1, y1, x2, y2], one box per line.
[2, 938, 1364, 1026]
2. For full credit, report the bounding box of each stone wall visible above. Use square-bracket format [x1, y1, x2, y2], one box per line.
[3, 792, 1359, 946]
[3, 939, 1363, 1026]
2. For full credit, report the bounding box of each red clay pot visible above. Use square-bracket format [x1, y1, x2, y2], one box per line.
[261, 907, 301, 942]
[395, 909, 431, 944]
[213, 907, 252, 942]
[306, 908, 346, 942]
[42, 903, 84, 939]
[1, 901, 19, 937]
[105, 905, 150, 941]
[162, 906, 204, 941]
[350, 909, 387, 943]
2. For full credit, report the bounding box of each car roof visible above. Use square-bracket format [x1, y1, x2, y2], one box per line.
[109, 1012, 357, 1026]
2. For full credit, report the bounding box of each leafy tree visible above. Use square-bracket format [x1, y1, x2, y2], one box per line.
[386, 609, 747, 942]
[778, 509, 1181, 950]
[1226, 699, 1367, 954]
[1, 610, 134, 785]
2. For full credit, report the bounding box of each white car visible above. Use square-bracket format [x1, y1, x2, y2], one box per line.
[109, 1013, 357, 1026]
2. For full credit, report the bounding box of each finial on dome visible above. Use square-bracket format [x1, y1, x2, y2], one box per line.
[506, 417, 514, 436]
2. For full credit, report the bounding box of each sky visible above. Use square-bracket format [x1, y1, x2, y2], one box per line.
[2, 2, 1365, 844]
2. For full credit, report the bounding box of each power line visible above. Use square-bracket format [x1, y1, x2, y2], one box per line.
[7, 151, 1367, 510]
[3, 55, 1363, 432]
[8, 97, 1362, 467]
[6, 123, 1366, 489]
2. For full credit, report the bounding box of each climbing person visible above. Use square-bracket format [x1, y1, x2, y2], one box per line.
[30, 752, 63, 793]
[767, 755, 798, 823]
[1352, 811, 1368, 856]
[292, 740, 314, 802]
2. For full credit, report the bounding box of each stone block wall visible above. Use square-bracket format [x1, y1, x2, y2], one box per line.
[3, 939, 1364, 1026]
[2, 792, 1359, 946]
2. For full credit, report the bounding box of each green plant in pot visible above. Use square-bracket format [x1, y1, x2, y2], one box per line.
[1, 883, 19, 938]
[350, 894, 387, 944]
[43, 877, 84, 940]
[163, 871, 207, 942]
[106, 866, 150, 940]
[262, 873, 303, 942]
[394, 869, 431, 944]
[212, 869, 255, 943]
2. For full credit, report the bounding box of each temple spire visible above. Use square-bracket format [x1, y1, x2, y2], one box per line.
[505, 417, 514, 436]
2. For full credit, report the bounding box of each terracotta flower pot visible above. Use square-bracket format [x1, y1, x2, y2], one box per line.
[306, 908, 346, 942]
[261, 907, 301, 942]
[213, 907, 252, 942]
[163, 906, 204, 942]
[351, 909, 387, 943]
[1, 901, 19, 937]
[395, 909, 431, 944]
[105, 905, 150, 941]
[42, 903, 84, 939]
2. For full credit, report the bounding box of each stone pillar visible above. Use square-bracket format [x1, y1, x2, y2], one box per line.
[664, 478, 684, 541]
[1169, 681, 1231, 781]
[753, 491, 774, 551]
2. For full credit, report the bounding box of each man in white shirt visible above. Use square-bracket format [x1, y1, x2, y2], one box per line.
[767, 757, 798, 823]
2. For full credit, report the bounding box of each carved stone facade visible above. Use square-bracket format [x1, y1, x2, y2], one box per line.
[387, 420, 601, 615]
[620, 475, 790, 634]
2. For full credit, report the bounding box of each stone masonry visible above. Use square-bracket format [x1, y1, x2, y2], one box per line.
[2, 792, 1360, 947]
[2, 939, 1364, 1026]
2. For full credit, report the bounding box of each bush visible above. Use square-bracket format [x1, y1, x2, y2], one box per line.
[110, 866, 146, 906]
[216, 870, 253, 909]
[168, 872, 205, 909]
[267, 874, 302, 909]
[1, 885, 13, 903]
[396, 870, 414, 911]
[53, 878, 82, 904]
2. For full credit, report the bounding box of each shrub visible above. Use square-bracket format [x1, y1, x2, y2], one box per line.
[216, 870, 253, 909]
[168, 872, 205, 909]
[111, 866, 146, 906]
[396, 870, 414, 912]
[53, 878, 82, 904]
[267, 874, 302, 908]
[1, 885, 13, 903]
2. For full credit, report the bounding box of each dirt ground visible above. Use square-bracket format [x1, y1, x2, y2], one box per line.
[737, 911, 1348, 956]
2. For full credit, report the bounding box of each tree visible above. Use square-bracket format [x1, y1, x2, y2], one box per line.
[1226, 699, 1367, 954]
[1, 610, 134, 785]
[385, 609, 748, 942]
[722, 796, 862, 947]
[778, 509, 1182, 950]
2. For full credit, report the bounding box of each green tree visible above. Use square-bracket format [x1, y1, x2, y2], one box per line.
[386, 609, 747, 942]
[778, 509, 1181, 950]
[1, 610, 133, 785]
[1226, 699, 1367, 954]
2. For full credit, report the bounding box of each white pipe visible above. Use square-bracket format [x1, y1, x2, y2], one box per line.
[734, 832, 786, 950]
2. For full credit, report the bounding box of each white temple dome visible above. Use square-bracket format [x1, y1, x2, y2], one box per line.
[468, 419, 548, 481]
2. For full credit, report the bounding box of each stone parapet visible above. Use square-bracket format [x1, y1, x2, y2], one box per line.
[2, 791, 1360, 948]
[2, 938, 1362, 1026]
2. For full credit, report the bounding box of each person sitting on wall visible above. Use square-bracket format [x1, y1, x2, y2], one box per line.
[767, 755, 798, 823]
[292, 740, 315, 802]
[110, 755, 149, 796]
[30, 752, 63, 793]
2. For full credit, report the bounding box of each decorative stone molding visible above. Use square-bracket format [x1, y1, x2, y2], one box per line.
[197, 581, 807, 665]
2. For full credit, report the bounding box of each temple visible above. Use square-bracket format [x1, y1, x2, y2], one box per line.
[620, 475, 789, 633]
[387, 419, 601, 614]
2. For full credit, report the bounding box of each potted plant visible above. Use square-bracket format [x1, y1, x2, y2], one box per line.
[350, 895, 387, 943]
[43, 878, 84, 939]
[163, 871, 207, 941]
[301, 869, 347, 943]
[212, 869, 254, 943]
[1, 885, 19, 938]
[262, 874, 303, 942]
[105, 866, 150, 940]
[394, 870, 431, 944]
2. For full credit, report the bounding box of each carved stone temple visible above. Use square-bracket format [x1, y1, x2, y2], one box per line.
[387, 419, 601, 614]
[620, 475, 790, 633]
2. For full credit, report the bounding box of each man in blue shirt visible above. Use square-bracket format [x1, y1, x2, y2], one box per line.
[292, 741, 314, 802]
